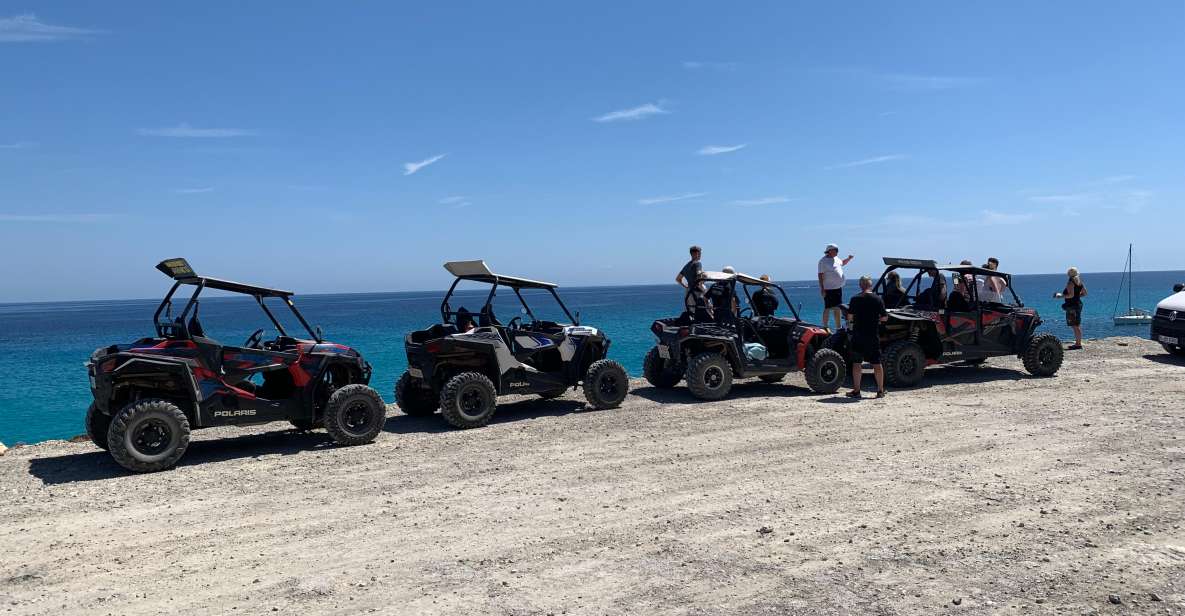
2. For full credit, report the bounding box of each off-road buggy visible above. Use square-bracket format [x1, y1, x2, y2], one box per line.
[644, 271, 846, 399]
[395, 260, 629, 428]
[85, 258, 385, 473]
[826, 257, 1063, 387]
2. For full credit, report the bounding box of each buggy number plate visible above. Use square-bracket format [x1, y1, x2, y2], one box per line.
[657, 345, 670, 359]
[1159, 335, 1178, 346]
[408, 367, 423, 378]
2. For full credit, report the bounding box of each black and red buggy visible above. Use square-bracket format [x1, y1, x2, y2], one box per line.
[85, 258, 386, 473]
[826, 257, 1063, 387]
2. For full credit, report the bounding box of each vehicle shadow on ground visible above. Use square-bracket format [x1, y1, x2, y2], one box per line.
[1142, 353, 1185, 366]
[383, 397, 600, 434]
[27, 429, 337, 485]
[630, 381, 816, 405]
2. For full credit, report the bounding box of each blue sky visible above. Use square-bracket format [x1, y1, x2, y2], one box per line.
[1, 2, 1182, 302]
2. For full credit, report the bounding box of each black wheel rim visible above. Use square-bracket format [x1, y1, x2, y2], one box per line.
[820, 361, 838, 383]
[459, 385, 488, 420]
[342, 400, 373, 434]
[704, 366, 724, 389]
[1038, 345, 1054, 366]
[132, 419, 172, 456]
[901, 354, 918, 376]
[598, 372, 620, 397]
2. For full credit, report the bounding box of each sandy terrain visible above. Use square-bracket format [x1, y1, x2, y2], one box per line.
[1, 336, 1183, 615]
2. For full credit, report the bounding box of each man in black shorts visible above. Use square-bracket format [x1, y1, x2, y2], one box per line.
[676, 245, 710, 319]
[846, 275, 887, 399]
[818, 243, 854, 331]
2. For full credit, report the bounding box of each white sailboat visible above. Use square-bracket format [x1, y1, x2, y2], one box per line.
[1113, 243, 1153, 325]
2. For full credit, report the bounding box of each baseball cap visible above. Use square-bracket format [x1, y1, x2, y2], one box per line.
[825, 243, 839, 252]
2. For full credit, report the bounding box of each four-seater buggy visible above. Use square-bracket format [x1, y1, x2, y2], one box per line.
[826, 257, 1063, 387]
[396, 260, 629, 428]
[644, 271, 846, 399]
[85, 258, 386, 473]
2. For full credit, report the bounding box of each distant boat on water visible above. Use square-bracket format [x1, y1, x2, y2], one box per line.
[1113, 243, 1153, 325]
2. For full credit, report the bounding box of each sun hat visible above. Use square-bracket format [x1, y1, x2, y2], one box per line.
[722, 266, 736, 273]
[825, 243, 839, 253]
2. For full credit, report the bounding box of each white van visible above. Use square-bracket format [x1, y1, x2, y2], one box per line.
[1151, 283, 1185, 356]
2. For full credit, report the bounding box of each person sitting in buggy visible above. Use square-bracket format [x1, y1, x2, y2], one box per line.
[882, 271, 908, 308]
[752, 274, 779, 317]
[706, 266, 739, 323]
[455, 307, 477, 332]
[915, 269, 947, 310]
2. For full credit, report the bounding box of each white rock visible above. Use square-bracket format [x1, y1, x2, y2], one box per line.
[0, 442, 7, 456]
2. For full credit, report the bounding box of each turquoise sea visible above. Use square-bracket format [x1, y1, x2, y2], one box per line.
[1, 270, 1180, 445]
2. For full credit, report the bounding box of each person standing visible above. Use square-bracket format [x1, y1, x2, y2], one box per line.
[846, 275, 887, 399]
[818, 243, 854, 331]
[979, 257, 1006, 303]
[1054, 267, 1088, 349]
[753, 274, 779, 316]
[676, 245, 707, 315]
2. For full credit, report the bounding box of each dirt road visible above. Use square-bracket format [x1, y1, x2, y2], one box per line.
[2, 337, 1183, 615]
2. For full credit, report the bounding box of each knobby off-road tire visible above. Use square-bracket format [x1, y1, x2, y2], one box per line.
[685, 352, 733, 400]
[107, 399, 190, 473]
[805, 348, 846, 394]
[758, 374, 786, 384]
[440, 372, 498, 429]
[85, 402, 111, 451]
[883, 340, 926, 388]
[1022, 333, 1064, 377]
[395, 371, 438, 416]
[643, 346, 682, 389]
[1161, 343, 1185, 357]
[582, 359, 629, 409]
[323, 384, 387, 445]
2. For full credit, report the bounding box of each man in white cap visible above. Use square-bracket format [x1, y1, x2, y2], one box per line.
[818, 243, 854, 331]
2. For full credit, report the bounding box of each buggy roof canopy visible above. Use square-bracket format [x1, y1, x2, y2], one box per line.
[155, 258, 294, 298]
[735, 273, 771, 286]
[443, 260, 558, 289]
[880, 257, 1008, 279]
[699, 270, 736, 283]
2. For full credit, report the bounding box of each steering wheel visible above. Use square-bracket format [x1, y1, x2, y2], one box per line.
[244, 329, 265, 349]
[507, 316, 523, 331]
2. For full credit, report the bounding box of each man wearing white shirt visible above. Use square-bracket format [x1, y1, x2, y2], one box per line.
[817, 243, 854, 331]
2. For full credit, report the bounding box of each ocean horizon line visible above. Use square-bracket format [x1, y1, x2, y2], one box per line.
[2, 267, 1183, 308]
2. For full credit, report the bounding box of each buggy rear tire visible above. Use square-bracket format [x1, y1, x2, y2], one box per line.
[643, 346, 682, 389]
[758, 374, 786, 384]
[323, 384, 386, 445]
[883, 341, 926, 388]
[805, 348, 846, 394]
[440, 372, 498, 429]
[1023, 333, 1064, 376]
[85, 402, 111, 451]
[685, 352, 733, 400]
[395, 372, 438, 416]
[107, 399, 190, 473]
[1161, 343, 1185, 357]
[583, 359, 629, 409]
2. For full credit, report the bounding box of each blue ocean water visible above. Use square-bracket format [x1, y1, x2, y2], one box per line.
[1, 270, 1180, 445]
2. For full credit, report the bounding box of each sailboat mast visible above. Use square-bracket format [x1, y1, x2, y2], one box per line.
[1128, 243, 1133, 311]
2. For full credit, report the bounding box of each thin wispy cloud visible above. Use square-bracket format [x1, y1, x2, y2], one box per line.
[137, 123, 257, 138]
[0, 213, 115, 223]
[825, 154, 906, 170]
[729, 196, 792, 206]
[884, 209, 1031, 229]
[1093, 175, 1136, 185]
[439, 195, 470, 207]
[173, 187, 215, 194]
[697, 144, 747, 156]
[682, 61, 738, 71]
[0, 13, 101, 42]
[0, 141, 36, 149]
[878, 72, 985, 91]
[593, 103, 668, 123]
[980, 209, 1033, 225]
[403, 153, 447, 176]
[1028, 193, 1093, 203]
[638, 192, 706, 205]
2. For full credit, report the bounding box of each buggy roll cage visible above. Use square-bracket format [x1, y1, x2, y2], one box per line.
[152, 258, 322, 342]
[439, 260, 578, 326]
[873, 257, 1024, 307]
[682, 271, 802, 322]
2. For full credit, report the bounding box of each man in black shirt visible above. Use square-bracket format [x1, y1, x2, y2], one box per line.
[706, 265, 738, 322]
[676, 245, 709, 319]
[846, 275, 888, 399]
[752, 274, 779, 317]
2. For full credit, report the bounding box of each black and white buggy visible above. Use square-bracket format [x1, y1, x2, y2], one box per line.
[396, 260, 629, 428]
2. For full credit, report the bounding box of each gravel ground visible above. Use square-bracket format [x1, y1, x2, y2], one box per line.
[1, 336, 1183, 615]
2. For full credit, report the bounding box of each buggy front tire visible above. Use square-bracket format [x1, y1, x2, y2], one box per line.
[440, 372, 498, 429]
[107, 399, 190, 473]
[395, 372, 438, 416]
[643, 347, 682, 389]
[805, 348, 846, 394]
[323, 384, 387, 445]
[685, 352, 733, 400]
[883, 341, 926, 388]
[583, 359, 629, 409]
[85, 402, 111, 451]
[1022, 333, 1064, 377]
